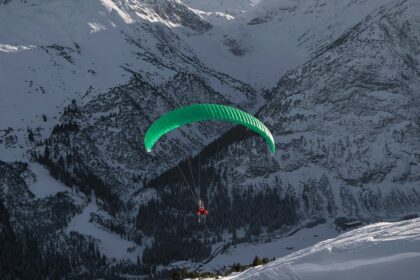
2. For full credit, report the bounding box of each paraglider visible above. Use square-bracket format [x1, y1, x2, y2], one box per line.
[144, 103, 275, 223]
[144, 103, 275, 154]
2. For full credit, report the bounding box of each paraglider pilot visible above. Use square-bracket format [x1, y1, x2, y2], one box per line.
[196, 199, 208, 223]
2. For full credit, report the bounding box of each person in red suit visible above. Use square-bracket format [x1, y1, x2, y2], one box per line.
[196, 199, 208, 223]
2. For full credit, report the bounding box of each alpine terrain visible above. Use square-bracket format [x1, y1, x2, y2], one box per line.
[0, 0, 419, 279]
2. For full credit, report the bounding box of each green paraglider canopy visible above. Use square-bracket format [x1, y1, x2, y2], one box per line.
[144, 104, 275, 154]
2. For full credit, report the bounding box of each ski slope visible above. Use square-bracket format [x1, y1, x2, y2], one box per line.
[222, 218, 420, 280]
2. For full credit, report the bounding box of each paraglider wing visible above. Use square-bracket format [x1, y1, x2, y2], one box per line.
[144, 104, 275, 154]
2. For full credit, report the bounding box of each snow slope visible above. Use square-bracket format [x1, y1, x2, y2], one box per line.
[223, 218, 420, 280]
[66, 195, 141, 261]
[183, 0, 397, 88]
[26, 162, 69, 198]
[0, 0, 252, 160]
[200, 223, 339, 272]
[0, 0, 135, 130]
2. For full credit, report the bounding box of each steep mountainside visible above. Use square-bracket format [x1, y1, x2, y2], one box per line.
[137, 0, 420, 271]
[0, 0, 255, 161]
[0, 161, 114, 278]
[1, 0, 256, 225]
[1, 0, 419, 278]
[258, 0, 420, 217]
[184, 0, 397, 87]
[0, 0, 259, 277]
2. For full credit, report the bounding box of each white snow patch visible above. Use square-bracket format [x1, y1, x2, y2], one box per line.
[27, 162, 69, 199]
[88, 22, 107, 33]
[0, 44, 36, 53]
[66, 196, 141, 261]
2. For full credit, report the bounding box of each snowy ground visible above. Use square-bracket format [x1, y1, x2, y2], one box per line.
[27, 162, 69, 198]
[200, 223, 338, 272]
[66, 194, 142, 261]
[220, 218, 420, 280]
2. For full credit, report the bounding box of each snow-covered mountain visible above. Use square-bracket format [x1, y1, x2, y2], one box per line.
[0, 0, 256, 226]
[135, 0, 420, 273]
[183, 0, 399, 87]
[256, 0, 420, 218]
[204, 0, 420, 220]
[1, 0, 419, 278]
[222, 218, 420, 280]
[0, 0, 254, 157]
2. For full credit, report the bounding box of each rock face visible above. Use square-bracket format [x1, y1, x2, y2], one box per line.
[149, 0, 212, 32]
[255, 0, 420, 216]
[258, 0, 420, 216]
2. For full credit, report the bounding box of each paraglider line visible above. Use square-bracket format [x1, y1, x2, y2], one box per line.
[209, 143, 221, 191]
[155, 152, 199, 203]
[198, 152, 201, 198]
[186, 155, 198, 197]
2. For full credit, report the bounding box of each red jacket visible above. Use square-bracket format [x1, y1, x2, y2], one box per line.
[197, 207, 208, 216]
